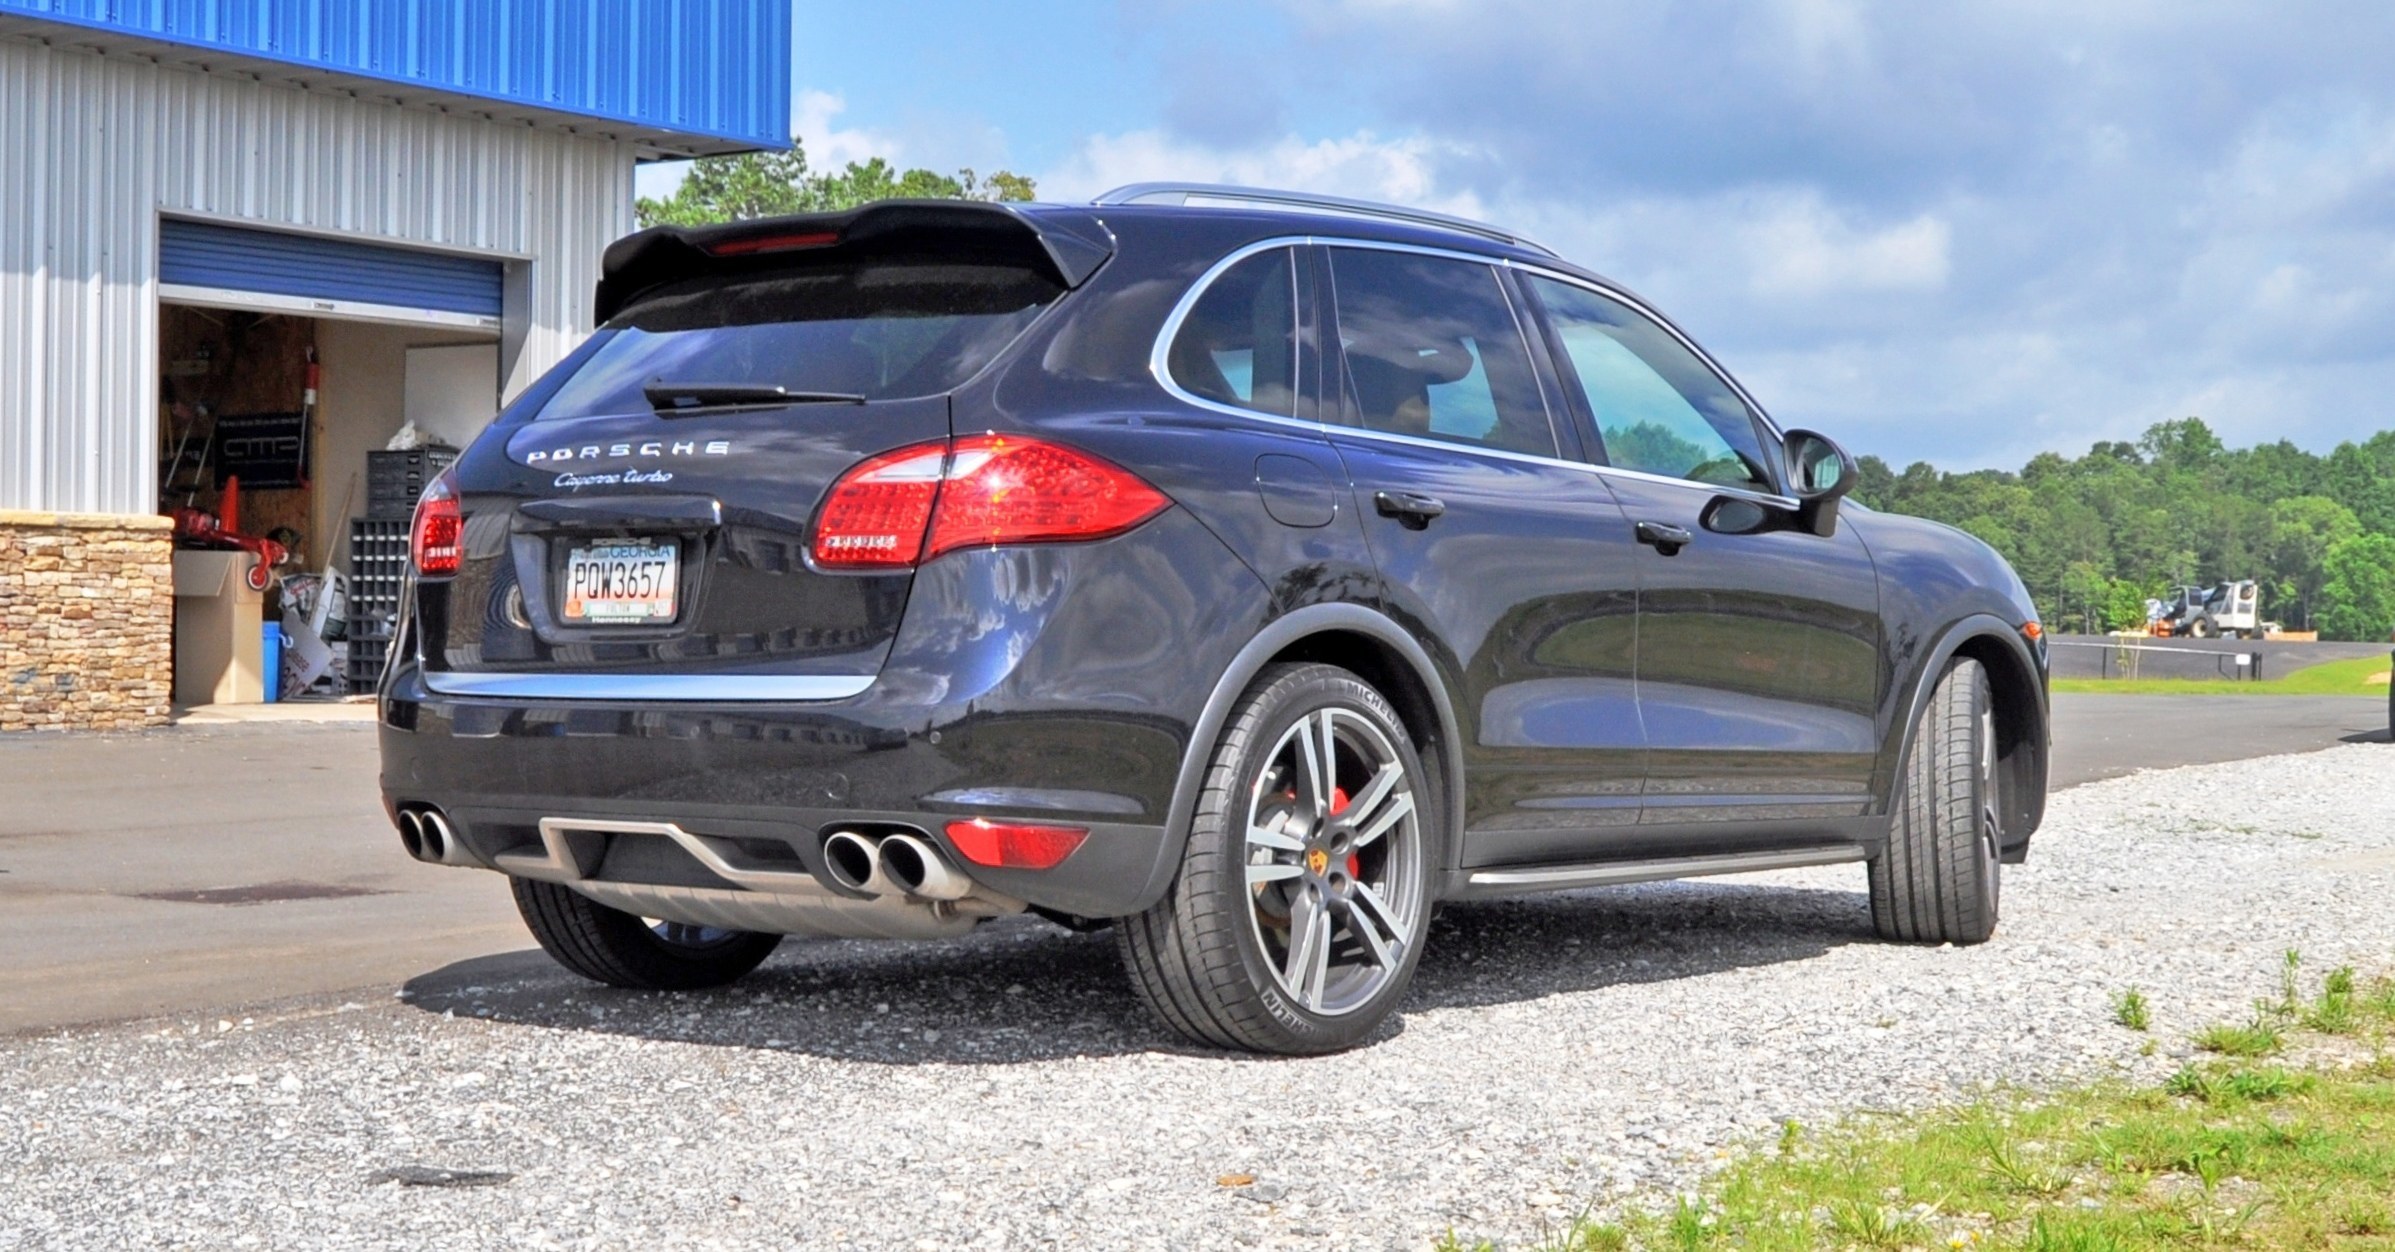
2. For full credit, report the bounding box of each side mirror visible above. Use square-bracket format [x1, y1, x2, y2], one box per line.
[1784, 429, 1856, 537]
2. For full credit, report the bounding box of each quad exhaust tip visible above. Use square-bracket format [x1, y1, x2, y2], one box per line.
[397, 805, 475, 867]
[877, 833, 972, 901]
[822, 829, 893, 896]
[822, 828, 972, 900]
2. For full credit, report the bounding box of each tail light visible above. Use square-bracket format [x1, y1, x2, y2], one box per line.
[410, 470, 463, 578]
[945, 818, 1088, 870]
[811, 435, 1170, 570]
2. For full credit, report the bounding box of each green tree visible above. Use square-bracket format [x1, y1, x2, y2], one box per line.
[2059, 560, 2112, 633]
[1843, 415, 2379, 638]
[2267, 496, 2362, 629]
[2315, 534, 2395, 642]
[2138, 416, 2226, 473]
[635, 136, 1035, 228]
[2103, 577, 2158, 634]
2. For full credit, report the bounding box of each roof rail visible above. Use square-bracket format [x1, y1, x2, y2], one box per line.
[1093, 182, 1557, 258]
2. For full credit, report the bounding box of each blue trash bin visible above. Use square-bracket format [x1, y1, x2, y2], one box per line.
[262, 622, 285, 702]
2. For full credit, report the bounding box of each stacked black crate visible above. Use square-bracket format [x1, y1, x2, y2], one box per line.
[366, 446, 459, 519]
[347, 520, 410, 693]
[349, 447, 455, 693]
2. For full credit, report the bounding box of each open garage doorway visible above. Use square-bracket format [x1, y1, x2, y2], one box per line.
[158, 304, 501, 704]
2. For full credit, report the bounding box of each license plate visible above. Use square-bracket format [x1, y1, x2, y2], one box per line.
[561, 540, 680, 625]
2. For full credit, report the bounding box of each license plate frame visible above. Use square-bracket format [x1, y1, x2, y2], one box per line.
[559, 539, 682, 626]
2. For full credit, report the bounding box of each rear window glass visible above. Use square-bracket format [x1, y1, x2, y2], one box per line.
[1327, 248, 1556, 458]
[536, 260, 1063, 419]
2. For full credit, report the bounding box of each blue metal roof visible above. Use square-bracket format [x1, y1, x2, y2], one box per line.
[0, 0, 791, 154]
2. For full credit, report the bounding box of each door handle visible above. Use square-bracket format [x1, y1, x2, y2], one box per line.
[1373, 490, 1447, 530]
[1634, 520, 1692, 555]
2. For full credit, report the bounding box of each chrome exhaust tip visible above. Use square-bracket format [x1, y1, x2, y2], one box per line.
[878, 833, 971, 901]
[421, 809, 473, 866]
[822, 829, 893, 895]
[415, 809, 450, 863]
[397, 809, 427, 861]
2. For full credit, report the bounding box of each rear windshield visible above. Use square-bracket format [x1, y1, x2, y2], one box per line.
[536, 259, 1064, 419]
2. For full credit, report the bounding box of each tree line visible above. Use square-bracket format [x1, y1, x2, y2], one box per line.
[636, 135, 1035, 228]
[1851, 417, 2395, 640]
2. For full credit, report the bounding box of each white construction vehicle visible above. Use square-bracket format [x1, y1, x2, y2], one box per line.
[2148, 579, 2265, 639]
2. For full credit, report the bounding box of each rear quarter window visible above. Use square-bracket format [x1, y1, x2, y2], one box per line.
[1164, 248, 1299, 417]
[537, 260, 1063, 420]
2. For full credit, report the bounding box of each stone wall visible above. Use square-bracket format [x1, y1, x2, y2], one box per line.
[0, 511, 174, 732]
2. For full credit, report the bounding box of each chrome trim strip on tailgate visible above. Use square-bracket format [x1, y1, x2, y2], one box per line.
[420, 672, 874, 701]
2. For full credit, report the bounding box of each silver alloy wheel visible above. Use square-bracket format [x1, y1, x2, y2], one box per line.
[1241, 706, 1424, 1016]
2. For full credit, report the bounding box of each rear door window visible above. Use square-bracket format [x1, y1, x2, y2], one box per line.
[1325, 248, 1556, 458]
[537, 260, 1063, 420]
[1528, 276, 1776, 491]
[1166, 248, 1299, 417]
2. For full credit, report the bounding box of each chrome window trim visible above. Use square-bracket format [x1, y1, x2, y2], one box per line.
[1150, 234, 1801, 508]
[420, 671, 876, 702]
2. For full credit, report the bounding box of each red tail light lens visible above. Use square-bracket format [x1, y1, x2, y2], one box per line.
[810, 443, 949, 568]
[925, 435, 1171, 560]
[812, 435, 1171, 570]
[410, 470, 463, 578]
[945, 818, 1088, 870]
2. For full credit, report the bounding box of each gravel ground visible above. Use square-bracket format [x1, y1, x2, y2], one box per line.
[5, 744, 2392, 1251]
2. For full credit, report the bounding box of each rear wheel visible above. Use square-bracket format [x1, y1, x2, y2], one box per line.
[1869, 657, 2001, 944]
[2186, 615, 2215, 639]
[511, 877, 783, 990]
[1119, 663, 1434, 1054]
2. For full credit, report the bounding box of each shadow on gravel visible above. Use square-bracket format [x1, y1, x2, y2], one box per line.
[401, 878, 1868, 1064]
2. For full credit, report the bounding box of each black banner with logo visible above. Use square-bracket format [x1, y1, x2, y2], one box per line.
[211, 412, 309, 489]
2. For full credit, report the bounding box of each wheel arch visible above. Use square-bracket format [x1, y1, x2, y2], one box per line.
[1886, 616, 2050, 856]
[1127, 603, 1469, 915]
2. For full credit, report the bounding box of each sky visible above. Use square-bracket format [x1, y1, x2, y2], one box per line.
[641, 1, 2395, 472]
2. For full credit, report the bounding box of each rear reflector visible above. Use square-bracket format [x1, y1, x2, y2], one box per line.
[410, 470, 462, 578]
[945, 818, 1088, 870]
[812, 434, 1170, 570]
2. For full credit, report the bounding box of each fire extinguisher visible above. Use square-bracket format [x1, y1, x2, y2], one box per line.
[295, 348, 321, 488]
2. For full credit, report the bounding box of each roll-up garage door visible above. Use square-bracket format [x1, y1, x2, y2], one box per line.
[158, 219, 505, 330]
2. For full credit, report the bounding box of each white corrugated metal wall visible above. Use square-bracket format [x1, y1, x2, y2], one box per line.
[0, 34, 634, 515]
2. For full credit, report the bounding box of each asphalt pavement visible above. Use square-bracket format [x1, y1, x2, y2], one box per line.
[1, 692, 2383, 1034]
[2045, 692, 2387, 787]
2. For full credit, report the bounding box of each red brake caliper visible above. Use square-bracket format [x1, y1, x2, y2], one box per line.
[1331, 787, 1360, 878]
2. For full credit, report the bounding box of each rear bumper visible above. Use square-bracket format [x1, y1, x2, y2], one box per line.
[379, 509, 1272, 918]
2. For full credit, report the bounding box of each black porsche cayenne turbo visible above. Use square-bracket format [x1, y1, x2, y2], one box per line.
[380, 184, 2049, 1054]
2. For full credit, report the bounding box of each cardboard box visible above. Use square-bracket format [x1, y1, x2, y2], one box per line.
[172, 550, 266, 705]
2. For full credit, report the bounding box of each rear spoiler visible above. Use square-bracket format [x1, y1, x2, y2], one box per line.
[594, 201, 1116, 323]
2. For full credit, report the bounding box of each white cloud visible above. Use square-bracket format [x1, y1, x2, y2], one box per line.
[1742, 197, 1952, 299]
[633, 90, 899, 202]
[790, 90, 893, 168]
[1039, 128, 1489, 220]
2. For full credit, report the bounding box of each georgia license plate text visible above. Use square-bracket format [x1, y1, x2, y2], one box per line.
[562, 541, 679, 624]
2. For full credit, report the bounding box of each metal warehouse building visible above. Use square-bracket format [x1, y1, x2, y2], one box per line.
[0, 0, 789, 730]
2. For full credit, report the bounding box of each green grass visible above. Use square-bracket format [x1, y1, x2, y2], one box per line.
[2114, 988, 2152, 1033]
[2050, 653, 2392, 696]
[1436, 964, 2395, 1251]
